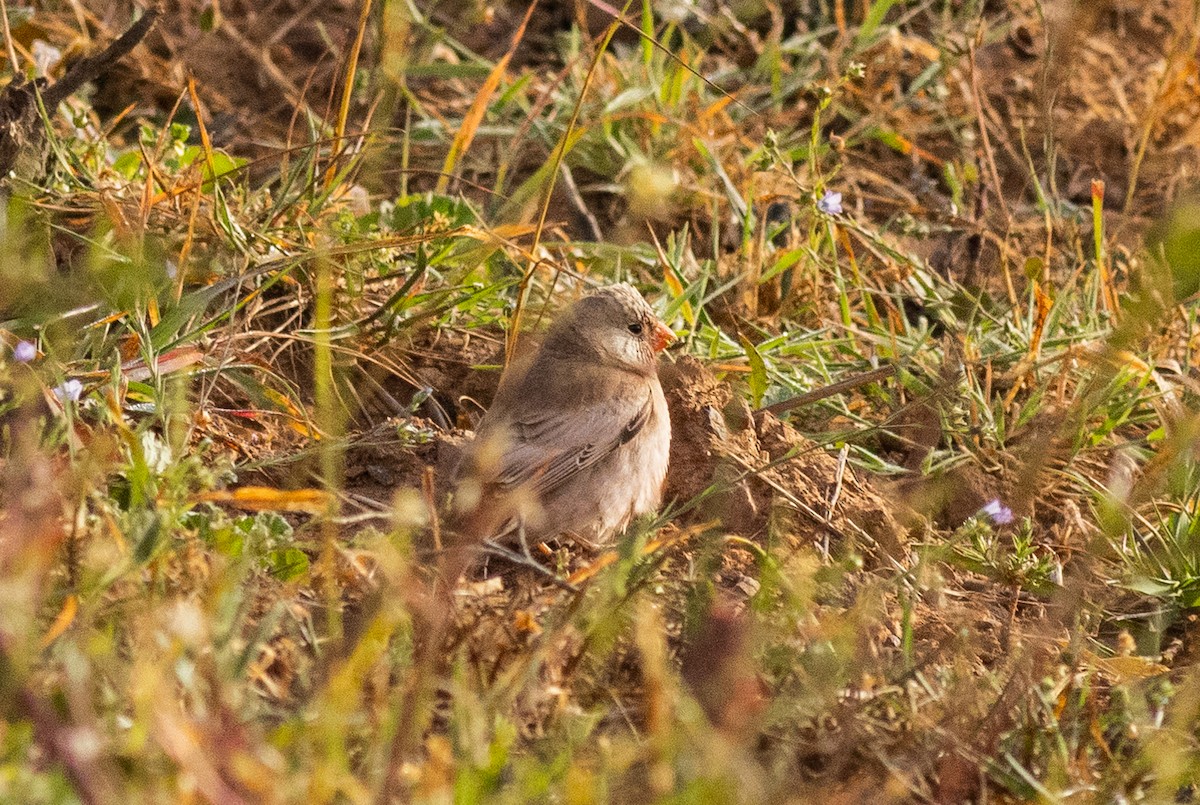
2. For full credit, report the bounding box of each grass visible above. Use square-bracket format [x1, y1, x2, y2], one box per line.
[4, 0, 1200, 802]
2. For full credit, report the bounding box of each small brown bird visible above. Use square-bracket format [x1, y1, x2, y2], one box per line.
[451, 283, 674, 555]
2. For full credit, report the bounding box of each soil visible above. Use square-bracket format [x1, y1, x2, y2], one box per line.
[661, 356, 908, 560]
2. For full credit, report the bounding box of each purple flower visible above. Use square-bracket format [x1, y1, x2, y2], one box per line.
[817, 190, 843, 215]
[13, 341, 36, 363]
[53, 379, 84, 403]
[980, 498, 1014, 525]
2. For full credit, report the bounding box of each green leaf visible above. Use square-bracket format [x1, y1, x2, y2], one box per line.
[1125, 577, 1174, 597]
[855, 0, 903, 48]
[1023, 257, 1044, 281]
[112, 151, 143, 179]
[739, 335, 768, 407]
[133, 514, 163, 563]
[268, 547, 310, 581]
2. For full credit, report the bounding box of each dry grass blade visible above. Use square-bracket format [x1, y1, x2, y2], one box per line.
[582, 0, 754, 115]
[506, 1, 631, 364]
[760, 365, 897, 416]
[436, 0, 539, 195]
[324, 0, 374, 190]
[194, 486, 335, 515]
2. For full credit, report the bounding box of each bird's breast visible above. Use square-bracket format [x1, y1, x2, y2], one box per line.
[602, 381, 671, 535]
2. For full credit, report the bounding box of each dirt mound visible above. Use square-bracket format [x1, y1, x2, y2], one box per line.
[661, 356, 907, 559]
[344, 355, 906, 562]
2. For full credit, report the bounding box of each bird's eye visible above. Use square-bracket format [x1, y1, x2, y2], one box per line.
[627, 322, 644, 335]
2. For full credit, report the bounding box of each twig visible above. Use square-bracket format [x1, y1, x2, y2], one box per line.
[0, 0, 21, 75]
[558, 161, 603, 241]
[758, 364, 896, 416]
[423, 466, 442, 553]
[478, 539, 579, 592]
[824, 443, 850, 559]
[965, 36, 1010, 222]
[42, 6, 160, 109]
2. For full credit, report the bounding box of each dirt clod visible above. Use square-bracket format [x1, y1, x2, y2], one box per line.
[662, 356, 907, 559]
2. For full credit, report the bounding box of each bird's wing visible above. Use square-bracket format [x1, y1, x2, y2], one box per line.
[485, 390, 655, 499]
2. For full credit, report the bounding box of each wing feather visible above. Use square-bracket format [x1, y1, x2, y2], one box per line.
[488, 392, 653, 498]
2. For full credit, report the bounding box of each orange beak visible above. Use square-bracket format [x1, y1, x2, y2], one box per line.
[651, 319, 675, 353]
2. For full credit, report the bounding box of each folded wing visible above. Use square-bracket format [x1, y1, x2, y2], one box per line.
[489, 392, 654, 499]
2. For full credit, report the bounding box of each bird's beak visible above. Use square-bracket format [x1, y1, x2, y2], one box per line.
[651, 320, 675, 353]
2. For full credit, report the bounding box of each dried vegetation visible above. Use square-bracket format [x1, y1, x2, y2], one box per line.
[4, 0, 1200, 802]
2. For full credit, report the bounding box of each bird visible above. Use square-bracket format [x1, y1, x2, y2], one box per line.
[449, 283, 674, 565]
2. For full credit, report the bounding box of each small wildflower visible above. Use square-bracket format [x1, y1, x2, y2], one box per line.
[141, 431, 174, 474]
[980, 498, 1014, 525]
[165, 260, 178, 281]
[13, 340, 36, 363]
[344, 184, 372, 217]
[31, 40, 62, 78]
[817, 190, 843, 215]
[53, 379, 84, 403]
